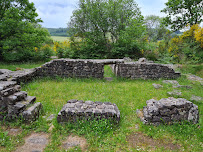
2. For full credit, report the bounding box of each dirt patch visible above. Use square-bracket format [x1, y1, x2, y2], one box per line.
[15, 132, 49, 152]
[127, 132, 181, 151]
[62, 135, 87, 151]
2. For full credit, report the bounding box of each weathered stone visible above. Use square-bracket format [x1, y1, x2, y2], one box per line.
[3, 91, 27, 104]
[22, 102, 42, 122]
[190, 95, 203, 102]
[57, 100, 120, 123]
[138, 58, 147, 63]
[152, 83, 163, 89]
[186, 74, 202, 81]
[15, 133, 49, 152]
[167, 90, 182, 96]
[0, 81, 17, 91]
[162, 80, 179, 85]
[173, 85, 192, 89]
[137, 97, 199, 125]
[46, 114, 56, 121]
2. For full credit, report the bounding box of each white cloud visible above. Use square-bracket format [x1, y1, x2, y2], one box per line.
[29, 0, 202, 28]
[29, 0, 78, 28]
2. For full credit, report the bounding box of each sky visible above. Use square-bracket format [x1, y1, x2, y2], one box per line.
[29, 0, 169, 28]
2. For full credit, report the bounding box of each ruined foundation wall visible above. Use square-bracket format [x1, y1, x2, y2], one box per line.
[113, 63, 181, 79]
[36, 59, 104, 79]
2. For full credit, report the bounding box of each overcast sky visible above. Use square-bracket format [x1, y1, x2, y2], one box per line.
[29, 0, 168, 28]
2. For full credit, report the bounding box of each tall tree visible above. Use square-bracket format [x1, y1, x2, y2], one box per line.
[144, 15, 168, 41]
[0, 0, 50, 61]
[161, 0, 203, 31]
[68, 0, 145, 58]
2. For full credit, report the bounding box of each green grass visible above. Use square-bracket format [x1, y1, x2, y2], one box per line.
[51, 36, 70, 42]
[0, 62, 45, 71]
[0, 64, 202, 151]
[178, 64, 203, 78]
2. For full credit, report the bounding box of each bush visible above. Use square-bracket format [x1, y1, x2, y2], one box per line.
[159, 24, 203, 64]
[33, 44, 53, 61]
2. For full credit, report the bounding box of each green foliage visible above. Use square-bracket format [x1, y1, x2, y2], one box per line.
[68, 0, 146, 59]
[0, 0, 51, 62]
[144, 15, 168, 42]
[161, 0, 203, 31]
[0, 131, 11, 147]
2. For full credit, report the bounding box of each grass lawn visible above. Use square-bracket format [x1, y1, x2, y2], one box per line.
[0, 64, 202, 151]
[51, 36, 70, 42]
[0, 62, 45, 71]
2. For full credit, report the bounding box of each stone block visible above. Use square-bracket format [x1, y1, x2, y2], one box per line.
[22, 102, 42, 122]
[137, 97, 199, 125]
[57, 100, 120, 123]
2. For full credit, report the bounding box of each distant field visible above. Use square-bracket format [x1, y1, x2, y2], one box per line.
[51, 36, 70, 42]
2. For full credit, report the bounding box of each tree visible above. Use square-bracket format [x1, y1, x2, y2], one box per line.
[161, 0, 203, 31]
[0, 0, 50, 62]
[144, 15, 168, 41]
[68, 0, 145, 59]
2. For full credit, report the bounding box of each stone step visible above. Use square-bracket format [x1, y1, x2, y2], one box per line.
[3, 91, 27, 104]
[0, 81, 17, 91]
[7, 96, 36, 117]
[0, 85, 21, 97]
[22, 102, 42, 122]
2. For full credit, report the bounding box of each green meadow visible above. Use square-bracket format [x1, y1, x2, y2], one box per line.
[51, 36, 70, 42]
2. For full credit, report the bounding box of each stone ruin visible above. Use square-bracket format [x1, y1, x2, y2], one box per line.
[0, 80, 42, 121]
[111, 58, 180, 79]
[137, 97, 199, 125]
[0, 58, 183, 123]
[36, 58, 180, 79]
[57, 99, 120, 123]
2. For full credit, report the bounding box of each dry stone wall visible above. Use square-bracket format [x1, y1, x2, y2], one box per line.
[0, 58, 183, 123]
[112, 62, 181, 79]
[137, 97, 199, 125]
[36, 59, 105, 79]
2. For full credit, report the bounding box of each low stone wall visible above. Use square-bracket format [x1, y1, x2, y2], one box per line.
[57, 99, 120, 123]
[112, 63, 181, 79]
[0, 58, 183, 123]
[137, 97, 199, 125]
[36, 59, 105, 79]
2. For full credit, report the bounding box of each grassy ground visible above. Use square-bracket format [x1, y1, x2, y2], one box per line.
[177, 64, 203, 78]
[0, 64, 202, 151]
[51, 36, 70, 42]
[0, 62, 45, 71]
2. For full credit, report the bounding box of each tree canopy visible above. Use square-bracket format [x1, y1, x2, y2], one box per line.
[68, 0, 146, 59]
[144, 15, 168, 42]
[161, 0, 203, 31]
[0, 0, 50, 62]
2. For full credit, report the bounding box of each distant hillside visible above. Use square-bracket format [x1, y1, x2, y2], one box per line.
[46, 28, 69, 37]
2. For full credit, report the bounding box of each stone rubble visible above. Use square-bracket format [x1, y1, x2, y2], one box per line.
[162, 80, 179, 85]
[167, 90, 182, 96]
[137, 97, 199, 125]
[190, 95, 203, 102]
[173, 85, 192, 89]
[0, 69, 42, 122]
[152, 83, 163, 89]
[57, 99, 120, 123]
